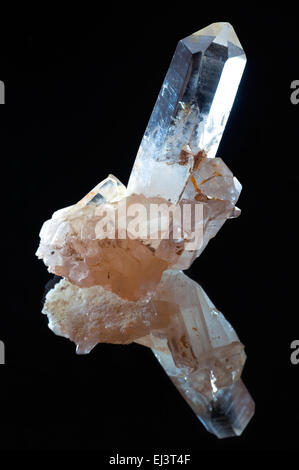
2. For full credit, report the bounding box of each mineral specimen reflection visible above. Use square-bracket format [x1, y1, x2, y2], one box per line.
[36, 22, 254, 438]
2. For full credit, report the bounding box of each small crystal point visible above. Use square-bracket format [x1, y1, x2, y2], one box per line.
[128, 22, 246, 203]
[77, 174, 127, 207]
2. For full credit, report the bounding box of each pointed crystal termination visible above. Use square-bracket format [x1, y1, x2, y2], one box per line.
[136, 270, 254, 438]
[128, 22, 246, 203]
[153, 346, 254, 438]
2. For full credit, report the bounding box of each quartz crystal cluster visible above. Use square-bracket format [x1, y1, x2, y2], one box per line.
[36, 22, 254, 438]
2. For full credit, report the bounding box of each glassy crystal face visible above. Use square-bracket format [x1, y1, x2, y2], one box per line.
[77, 174, 127, 207]
[128, 22, 246, 203]
[137, 270, 254, 438]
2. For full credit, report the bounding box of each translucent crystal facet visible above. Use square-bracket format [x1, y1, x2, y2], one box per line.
[128, 22, 246, 203]
[138, 270, 254, 438]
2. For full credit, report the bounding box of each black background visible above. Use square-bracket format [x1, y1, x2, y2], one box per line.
[0, 8, 298, 456]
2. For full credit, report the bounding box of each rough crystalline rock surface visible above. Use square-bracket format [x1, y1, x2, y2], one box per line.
[36, 22, 255, 438]
[36, 157, 241, 300]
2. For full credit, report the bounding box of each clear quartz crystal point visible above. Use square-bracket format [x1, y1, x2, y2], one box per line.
[128, 22, 246, 203]
[36, 22, 254, 439]
[77, 174, 127, 207]
[136, 270, 254, 438]
[155, 341, 254, 439]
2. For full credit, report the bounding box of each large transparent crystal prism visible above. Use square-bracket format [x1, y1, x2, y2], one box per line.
[136, 270, 254, 438]
[128, 22, 246, 203]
